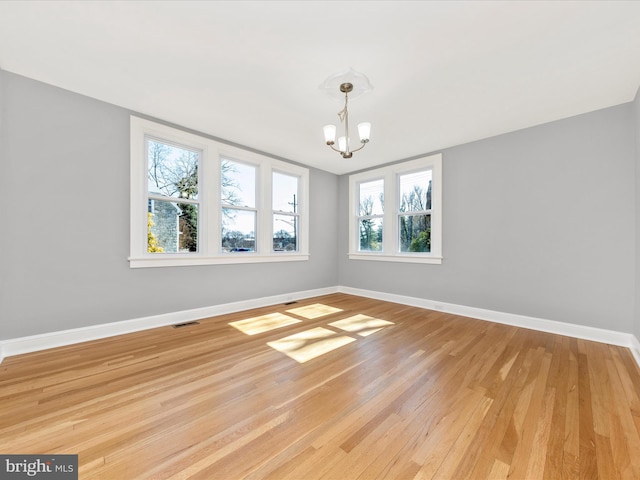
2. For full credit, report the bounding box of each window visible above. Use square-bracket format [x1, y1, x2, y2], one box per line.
[398, 170, 432, 253]
[348, 154, 442, 264]
[221, 159, 257, 253]
[130, 117, 309, 267]
[272, 171, 300, 252]
[357, 179, 384, 252]
[146, 138, 200, 253]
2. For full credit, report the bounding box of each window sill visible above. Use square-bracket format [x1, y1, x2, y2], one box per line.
[129, 253, 309, 268]
[348, 253, 442, 264]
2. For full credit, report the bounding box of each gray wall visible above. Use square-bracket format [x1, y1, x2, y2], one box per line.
[0, 70, 339, 339]
[0, 68, 7, 333]
[635, 85, 640, 340]
[2, 68, 638, 340]
[339, 103, 636, 333]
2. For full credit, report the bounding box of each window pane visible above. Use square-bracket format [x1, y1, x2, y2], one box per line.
[399, 214, 431, 252]
[273, 214, 298, 252]
[147, 139, 199, 199]
[399, 170, 432, 212]
[359, 179, 384, 216]
[359, 218, 383, 251]
[221, 208, 256, 252]
[148, 199, 198, 253]
[221, 159, 256, 208]
[273, 172, 299, 213]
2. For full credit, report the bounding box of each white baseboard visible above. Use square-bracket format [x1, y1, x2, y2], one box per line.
[337, 286, 640, 370]
[0, 286, 338, 363]
[1, 285, 639, 371]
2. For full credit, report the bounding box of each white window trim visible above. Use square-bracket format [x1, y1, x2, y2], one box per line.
[348, 153, 442, 264]
[130, 116, 309, 268]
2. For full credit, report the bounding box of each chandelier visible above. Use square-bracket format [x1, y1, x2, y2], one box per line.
[321, 69, 372, 159]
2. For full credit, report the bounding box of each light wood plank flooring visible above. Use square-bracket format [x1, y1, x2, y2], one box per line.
[2, 293, 640, 479]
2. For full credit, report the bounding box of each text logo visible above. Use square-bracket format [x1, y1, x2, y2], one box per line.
[0, 455, 78, 479]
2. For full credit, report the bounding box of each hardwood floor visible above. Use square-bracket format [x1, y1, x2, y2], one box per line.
[1, 293, 640, 479]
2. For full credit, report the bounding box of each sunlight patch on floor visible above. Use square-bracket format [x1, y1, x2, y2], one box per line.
[267, 327, 356, 363]
[285, 303, 343, 319]
[229, 312, 302, 335]
[329, 314, 395, 337]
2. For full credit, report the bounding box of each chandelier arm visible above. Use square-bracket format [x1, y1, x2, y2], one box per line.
[348, 141, 369, 154]
[326, 139, 368, 157]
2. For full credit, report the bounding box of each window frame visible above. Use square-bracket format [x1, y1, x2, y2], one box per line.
[130, 116, 309, 268]
[348, 154, 442, 264]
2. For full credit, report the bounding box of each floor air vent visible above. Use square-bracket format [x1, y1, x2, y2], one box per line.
[284, 301, 298, 305]
[172, 321, 200, 329]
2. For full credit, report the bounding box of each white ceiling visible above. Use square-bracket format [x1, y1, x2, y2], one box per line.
[1, 1, 640, 175]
